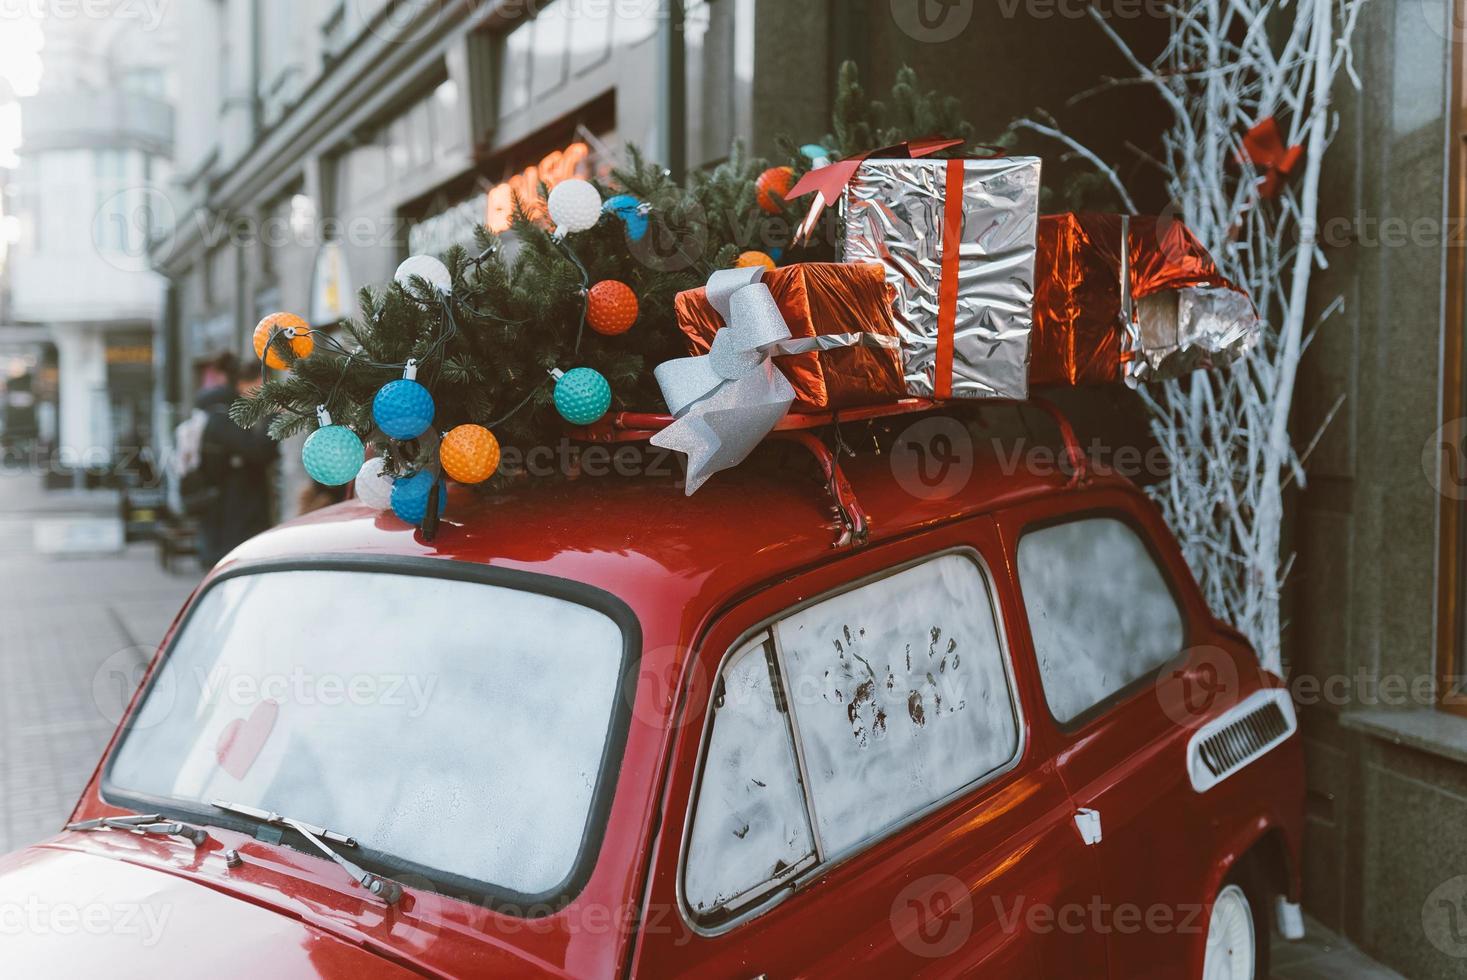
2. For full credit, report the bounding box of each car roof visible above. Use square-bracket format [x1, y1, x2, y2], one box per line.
[224, 442, 1132, 618]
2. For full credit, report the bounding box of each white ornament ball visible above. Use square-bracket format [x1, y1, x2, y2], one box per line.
[394, 255, 452, 295]
[546, 179, 602, 234]
[353, 456, 395, 511]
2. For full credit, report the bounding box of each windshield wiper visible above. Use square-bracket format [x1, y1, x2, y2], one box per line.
[66, 813, 212, 847]
[210, 800, 403, 905]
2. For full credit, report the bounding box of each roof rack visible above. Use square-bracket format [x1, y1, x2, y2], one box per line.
[567, 397, 1088, 550]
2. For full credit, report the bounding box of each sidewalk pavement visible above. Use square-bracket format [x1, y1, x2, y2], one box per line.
[1273, 917, 1406, 979]
[0, 471, 197, 854]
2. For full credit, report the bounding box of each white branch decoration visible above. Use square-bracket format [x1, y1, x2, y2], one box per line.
[1031, 1, 1365, 672]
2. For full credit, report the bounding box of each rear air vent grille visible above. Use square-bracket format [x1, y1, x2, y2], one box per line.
[1198, 702, 1289, 776]
[1187, 689, 1297, 792]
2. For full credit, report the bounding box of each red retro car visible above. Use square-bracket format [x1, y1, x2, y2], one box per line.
[0, 404, 1304, 978]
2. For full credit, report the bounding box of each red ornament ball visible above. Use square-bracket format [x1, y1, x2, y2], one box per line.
[756, 166, 795, 214]
[735, 250, 776, 272]
[587, 280, 638, 336]
[440, 424, 500, 484]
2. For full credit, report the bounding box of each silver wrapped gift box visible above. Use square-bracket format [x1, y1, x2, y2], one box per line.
[839, 156, 1042, 400]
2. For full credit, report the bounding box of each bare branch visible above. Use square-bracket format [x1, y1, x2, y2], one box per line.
[1009, 115, 1140, 215]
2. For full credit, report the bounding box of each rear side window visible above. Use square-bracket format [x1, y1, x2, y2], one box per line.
[1017, 516, 1185, 723]
[683, 552, 1022, 924]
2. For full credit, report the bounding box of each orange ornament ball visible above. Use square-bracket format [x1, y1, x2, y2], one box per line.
[253, 313, 314, 369]
[440, 425, 500, 484]
[756, 166, 795, 214]
[735, 250, 776, 272]
[586, 280, 638, 336]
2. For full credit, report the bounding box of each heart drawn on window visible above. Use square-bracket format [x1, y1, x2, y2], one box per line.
[215, 700, 280, 780]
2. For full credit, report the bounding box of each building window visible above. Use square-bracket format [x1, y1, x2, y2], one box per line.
[1017, 516, 1185, 724]
[121, 67, 165, 98]
[496, 0, 619, 121]
[321, 2, 347, 61]
[499, 10, 534, 116]
[93, 149, 138, 255]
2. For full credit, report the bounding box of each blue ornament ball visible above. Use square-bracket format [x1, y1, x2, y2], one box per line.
[302, 425, 364, 486]
[373, 379, 435, 440]
[554, 367, 612, 425]
[603, 194, 648, 243]
[390, 470, 447, 524]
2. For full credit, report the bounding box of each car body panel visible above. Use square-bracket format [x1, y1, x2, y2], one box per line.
[994, 487, 1306, 978]
[0, 842, 423, 977]
[0, 436, 1304, 977]
[629, 515, 1110, 977]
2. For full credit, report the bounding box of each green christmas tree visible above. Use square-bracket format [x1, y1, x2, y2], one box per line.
[233, 63, 988, 487]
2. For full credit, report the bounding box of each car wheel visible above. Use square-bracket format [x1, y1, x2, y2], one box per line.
[1201, 868, 1271, 980]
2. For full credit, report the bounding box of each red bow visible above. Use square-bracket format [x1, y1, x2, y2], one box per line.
[1242, 117, 1303, 199]
[787, 137, 964, 244]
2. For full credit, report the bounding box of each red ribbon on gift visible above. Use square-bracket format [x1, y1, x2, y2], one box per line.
[1241, 116, 1304, 199]
[786, 136, 964, 245]
[935, 159, 965, 399]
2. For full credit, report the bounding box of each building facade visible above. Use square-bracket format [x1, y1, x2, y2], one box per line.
[1288, 2, 1467, 977]
[6, 6, 176, 481]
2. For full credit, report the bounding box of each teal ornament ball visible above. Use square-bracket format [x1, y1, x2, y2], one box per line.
[302, 425, 364, 486]
[390, 470, 447, 524]
[554, 367, 612, 425]
[373, 379, 435, 440]
[603, 194, 648, 243]
[801, 143, 831, 166]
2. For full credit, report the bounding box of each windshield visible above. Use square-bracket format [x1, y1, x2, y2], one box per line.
[105, 564, 633, 904]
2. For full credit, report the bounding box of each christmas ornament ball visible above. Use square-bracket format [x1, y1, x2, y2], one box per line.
[553, 367, 612, 426]
[373, 379, 435, 440]
[756, 166, 795, 214]
[253, 313, 314, 369]
[353, 456, 395, 511]
[394, 255, 452, 295]
[390, 470, 446, 524]
[735, 250, 776, 272]
[800, 143, 832, 165]
[547, 178, 602, 234]
[440, 424, 500, 484]
[586, 280, 638, 336]
[302, 425, 364, 487]
[602, 194, 648, 243]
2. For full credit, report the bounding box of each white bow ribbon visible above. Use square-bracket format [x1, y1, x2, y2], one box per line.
[652, 266, 900, 494]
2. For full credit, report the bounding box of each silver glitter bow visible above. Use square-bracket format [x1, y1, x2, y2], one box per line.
[651, 267, 798, 495]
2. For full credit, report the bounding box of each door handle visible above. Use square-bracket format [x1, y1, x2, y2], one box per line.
[1074, 808, 1102, 846]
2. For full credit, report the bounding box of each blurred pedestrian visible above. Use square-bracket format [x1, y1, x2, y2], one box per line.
[194, 355, 276, 568]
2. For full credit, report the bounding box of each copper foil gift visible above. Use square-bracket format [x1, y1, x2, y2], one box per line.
[1031, 213, 1260, 387]
[838, 156, 1043, 401]
[674, 262, 905, 411]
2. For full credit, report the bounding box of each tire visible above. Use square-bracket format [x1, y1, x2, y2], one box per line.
[1201, 863, 1272, 980]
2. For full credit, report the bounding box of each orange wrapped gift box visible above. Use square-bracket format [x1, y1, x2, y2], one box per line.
[1031, 213, 1260, 387]
[673, 262, 906, 411]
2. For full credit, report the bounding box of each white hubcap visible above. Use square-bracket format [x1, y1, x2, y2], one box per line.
[1202, 883, 1255, 980]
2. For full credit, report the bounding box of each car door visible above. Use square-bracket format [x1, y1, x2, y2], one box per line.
[628, 517, 1107, 978]
[997, 490, 1221, 978]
